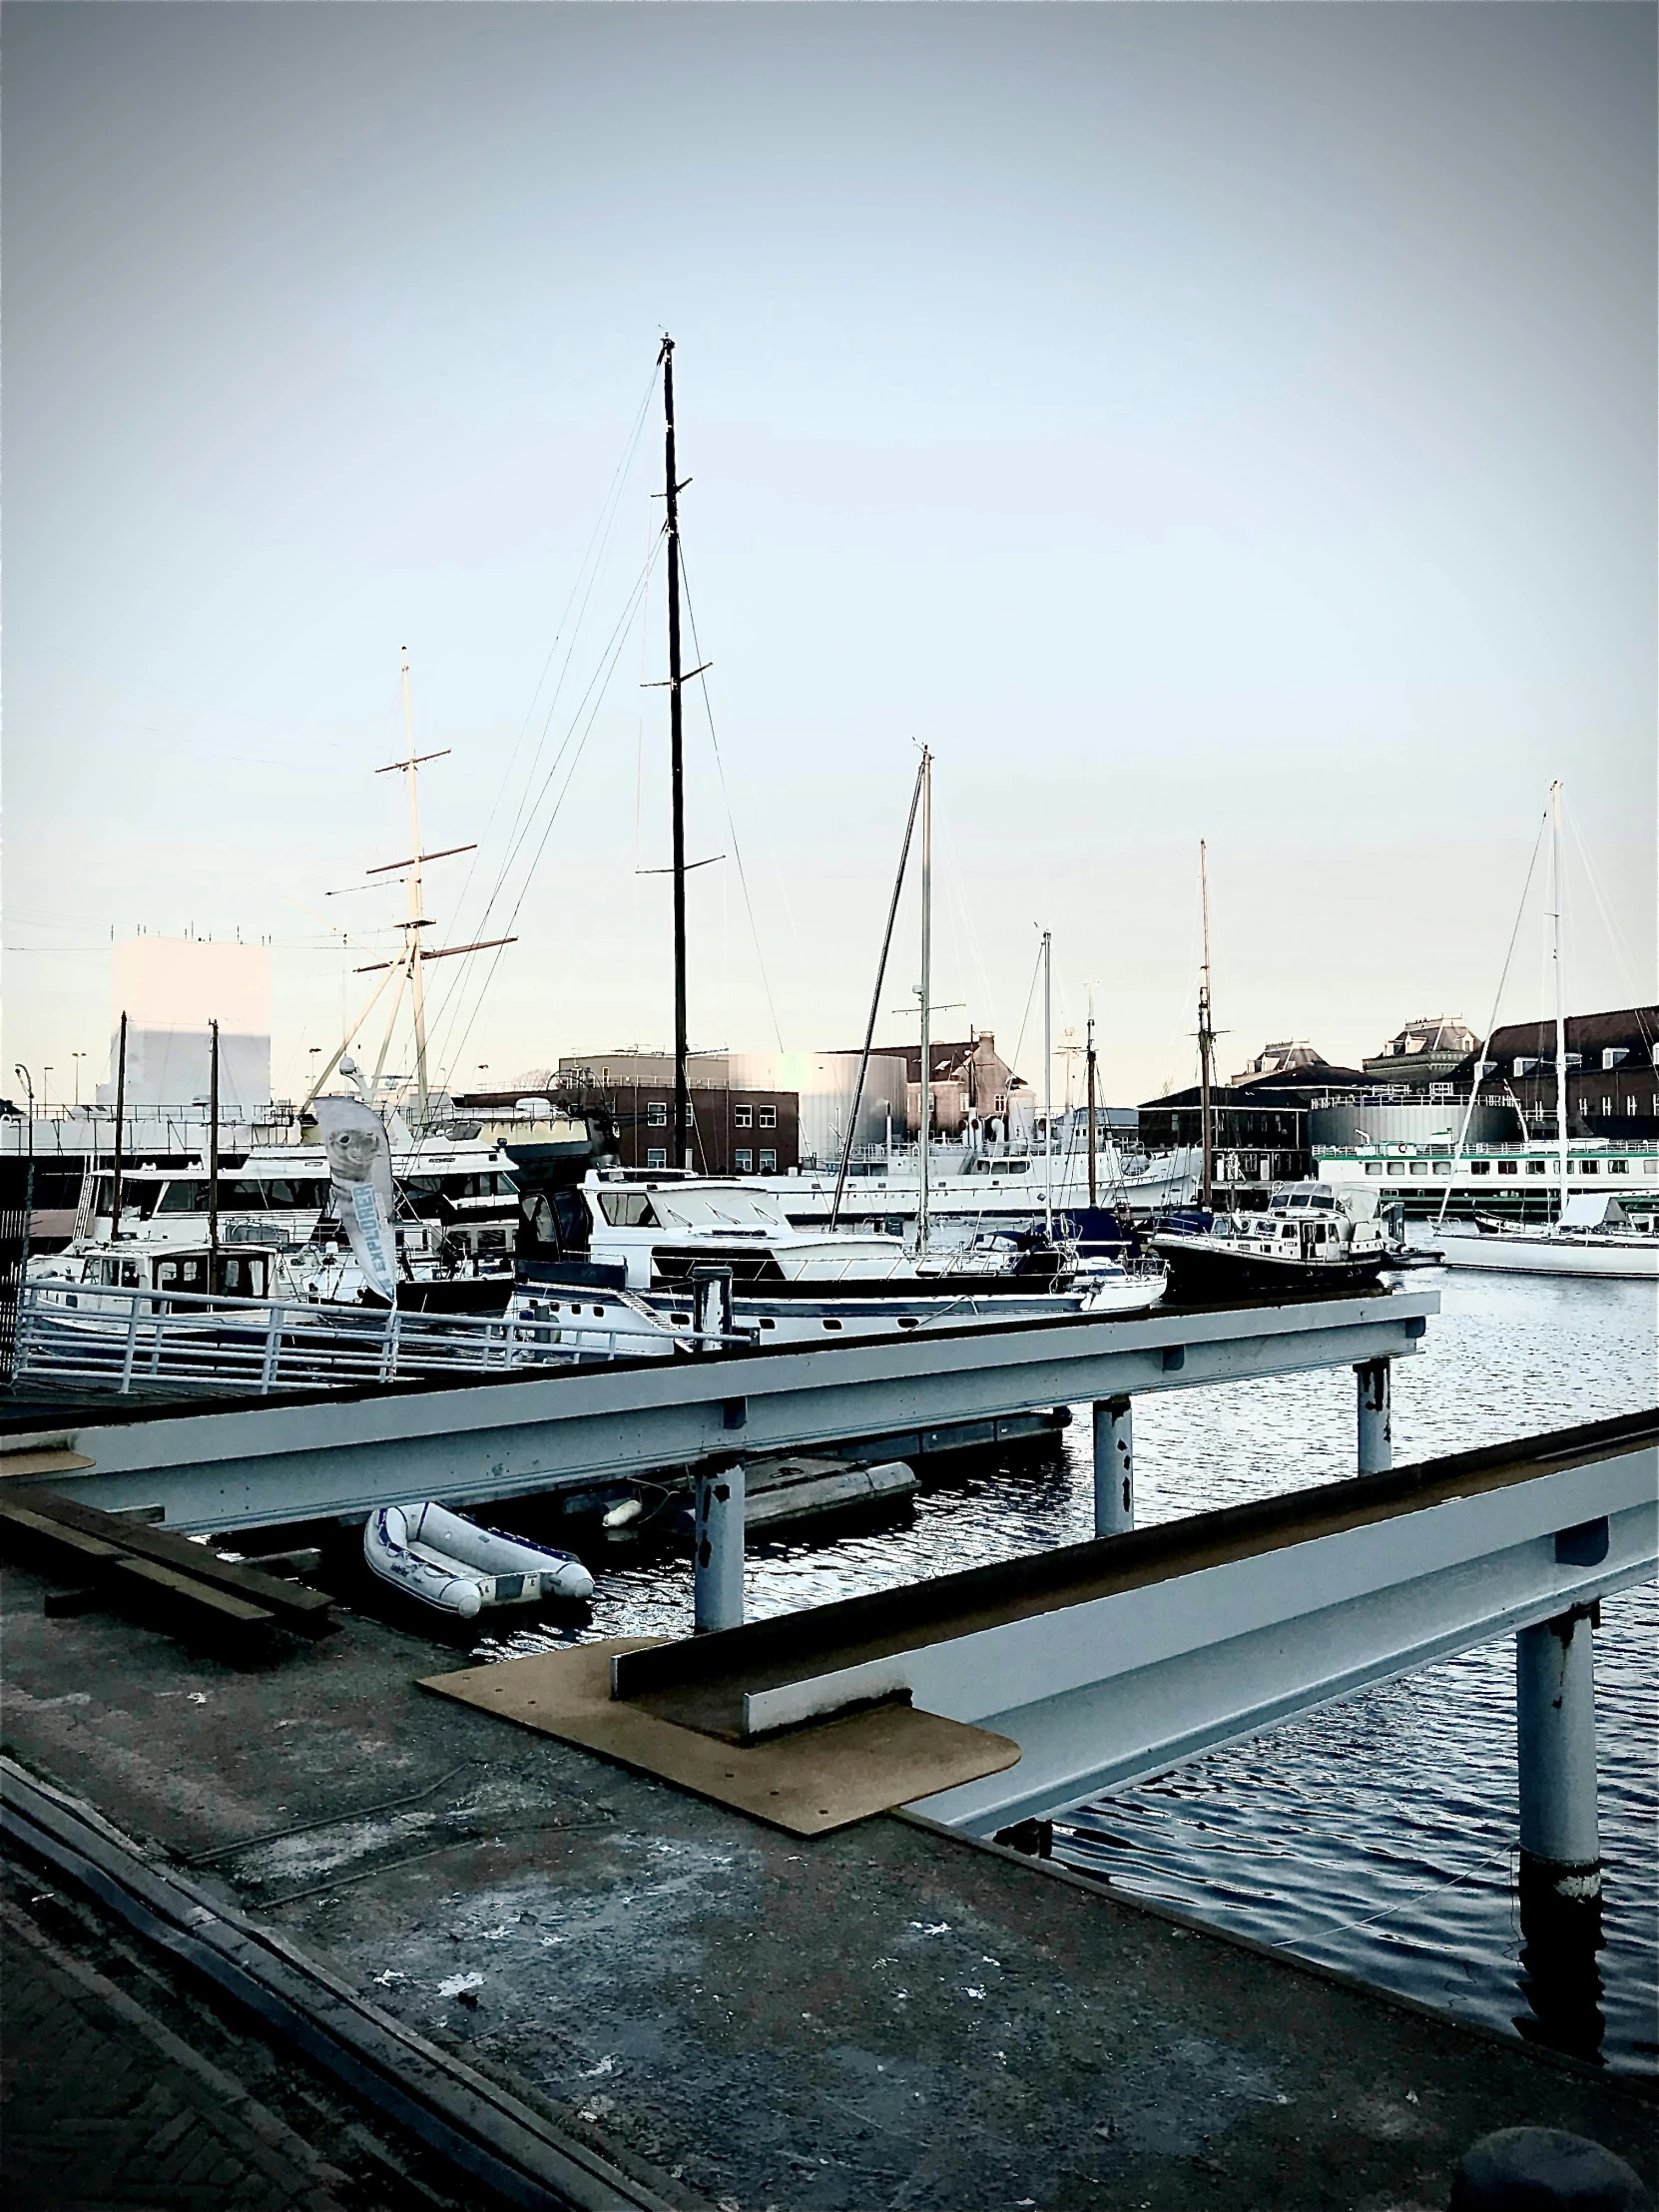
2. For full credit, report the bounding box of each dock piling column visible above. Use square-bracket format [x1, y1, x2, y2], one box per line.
[1356, 1358, 1392, 1474]
[694, 1453, 745, 1633]
[1517, 1607, 1601, 1903]
[692, 1265, 734, 1351]
[1092, 1396, 1134, 1534]
[1515, 1606, 1604, 2058]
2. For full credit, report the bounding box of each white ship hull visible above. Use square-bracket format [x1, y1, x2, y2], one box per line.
[1437, 1231, 1659, 1281]
[759, 1146, 1198, 1231]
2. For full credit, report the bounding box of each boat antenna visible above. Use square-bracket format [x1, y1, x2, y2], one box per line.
[208, 1017, 221, 1265]
[918, 747, 933, 1255]
[830, 753, 924, 1230]
[1198, 838, 1215, 1210]
[660, 334, 693, 1169]
[110, 1010, 128, 1243]
[1551, 778, 1568, 1218]
[1042, 928, 1053, 1236]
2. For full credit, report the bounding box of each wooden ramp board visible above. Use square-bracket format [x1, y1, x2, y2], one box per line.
[420, 1639, 1020, 1838]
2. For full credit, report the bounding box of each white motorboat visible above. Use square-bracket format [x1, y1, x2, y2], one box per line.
[363, 1502, 594, 1620]
[1438, 1195, 1659, 1281]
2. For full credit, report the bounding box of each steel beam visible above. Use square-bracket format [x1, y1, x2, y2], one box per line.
[601, 1416, 1654, 1841]
[6, 1289, 1435, 1533]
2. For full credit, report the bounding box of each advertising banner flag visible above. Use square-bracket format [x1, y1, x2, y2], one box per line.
[314, 1096, 398, 1302]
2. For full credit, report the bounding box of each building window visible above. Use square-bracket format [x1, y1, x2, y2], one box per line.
[647, 1101, 668, 1127]
[646, 1147, 668, 1168]
[735, 1148, 753, 1173]
[759, 1148, 777, 1172]
[758, 1105, 777, 1130]
[734, 1104, 753, 1129]
[685, 1102, 695, 1126]
[1627, 1098, 1638, 1116]
[1601, 1096, 1613, 1117]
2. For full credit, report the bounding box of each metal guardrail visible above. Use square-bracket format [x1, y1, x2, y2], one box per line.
[13, 1278, 705, 1396]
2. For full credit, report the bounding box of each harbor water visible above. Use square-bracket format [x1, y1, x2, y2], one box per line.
[478, 1268, 1658, 2073]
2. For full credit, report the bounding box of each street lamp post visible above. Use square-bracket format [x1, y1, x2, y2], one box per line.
[71, 1052, 86, 1107]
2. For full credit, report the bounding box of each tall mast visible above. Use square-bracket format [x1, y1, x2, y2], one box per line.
[660, 335, 692, 1169]
[1086, 989, 1098, 1211]
[1550, 779, 1568, 1216]
[1198, 838, 1215, 1210]
[917, 748, 933, 1256]
[208, 1018, 221, 1263]
[110, 1011, 128, 1243]
[399, 649, 430, 1125]
[1041, 929, 1053, 1236]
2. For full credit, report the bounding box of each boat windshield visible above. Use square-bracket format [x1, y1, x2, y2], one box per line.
[651, 1188, 790, 1233]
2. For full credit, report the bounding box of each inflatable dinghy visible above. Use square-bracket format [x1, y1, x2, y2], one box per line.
[363, 1501, 594, 1620]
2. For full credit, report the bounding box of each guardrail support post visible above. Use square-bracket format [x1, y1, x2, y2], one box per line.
[694, 1452, 745, 1632]
[1356, 1357, 1391, 1473]
[1517, 1607, 1601, 1904]
[1093, 1395, 1134, 1533]
[1515, 1604, 1604, 2058]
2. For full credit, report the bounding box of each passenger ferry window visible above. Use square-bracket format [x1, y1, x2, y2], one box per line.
[1610, 1160, 1629, 1174]
[1497, 1162, 1517, 1175]
[1470, 1161, 1491, 1175]
[1580, 1161, 1598, 1175]
[1527, 1161, 1547, 1174]
[1365, 1164, 1384, 1176]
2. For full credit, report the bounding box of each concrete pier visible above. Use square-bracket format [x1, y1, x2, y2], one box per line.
[1357, 1356, 1392, 1474]
[1091, 1394, 1134, 1534]
[1, 1570, 1653, 2212]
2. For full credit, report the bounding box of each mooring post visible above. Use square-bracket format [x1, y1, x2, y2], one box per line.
[693, 1452, 745, 1632]
[692, 1265, 734, 1352]
[1356, 1357, 1392, 1474]
[1092, 1396, 1134, 1534]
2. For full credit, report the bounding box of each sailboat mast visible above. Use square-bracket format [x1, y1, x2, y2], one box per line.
[110, 1010, 128, 1243]
[208, 1018, 221, 1262]
[395, 650, 432, 1126]
[1198, 838, 1214, 1210]
[1086, 990, 1098, 1211]
[917, 748, 932, 1256]
[1042, 929, 1053, 1236]
[660, 336, 692, 1170]
[1550, 779, 1568, 1216]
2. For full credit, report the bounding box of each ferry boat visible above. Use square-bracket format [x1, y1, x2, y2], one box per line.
[1316, 1139, 1659, 1225]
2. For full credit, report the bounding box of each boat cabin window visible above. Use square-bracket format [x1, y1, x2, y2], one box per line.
[217, 1255, 268, 1297]
[652, 1188, 789, 1233]
[597, 1191, 660, 1228]
[92, 1176, 164, 1220]
[158, 1181, 211, 1213]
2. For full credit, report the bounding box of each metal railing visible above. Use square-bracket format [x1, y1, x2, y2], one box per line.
[13, 1278, 711, 1397]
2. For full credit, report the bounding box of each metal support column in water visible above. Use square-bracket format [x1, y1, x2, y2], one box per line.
[1356, 1357, 1392, 1474]
[1092, 1396, 1134, 1534]
[1515, 1604, 1604, 2059]
[694, 1454, 746, 1633]
[1517, 1608, 1601, 1900]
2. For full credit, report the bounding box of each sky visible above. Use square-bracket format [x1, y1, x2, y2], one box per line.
[4, 2, 1654, 1111]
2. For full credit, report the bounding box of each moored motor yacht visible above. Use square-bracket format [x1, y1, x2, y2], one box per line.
[1150, 1182, 1388, 1301]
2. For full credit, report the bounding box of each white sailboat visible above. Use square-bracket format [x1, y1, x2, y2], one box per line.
[1438, 783, 1658, 1281]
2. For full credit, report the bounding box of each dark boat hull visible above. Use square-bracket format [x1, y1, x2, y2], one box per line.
[1150, 1235, 1387, 1301]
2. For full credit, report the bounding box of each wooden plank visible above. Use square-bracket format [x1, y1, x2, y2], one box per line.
[3, 1488, 333, 1632]
[421, 1640, 1021, 1838]
[0, 1449, 96, 1481]
[109, 1555, 275, 1629]
[0, 1498, 125, 1574]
